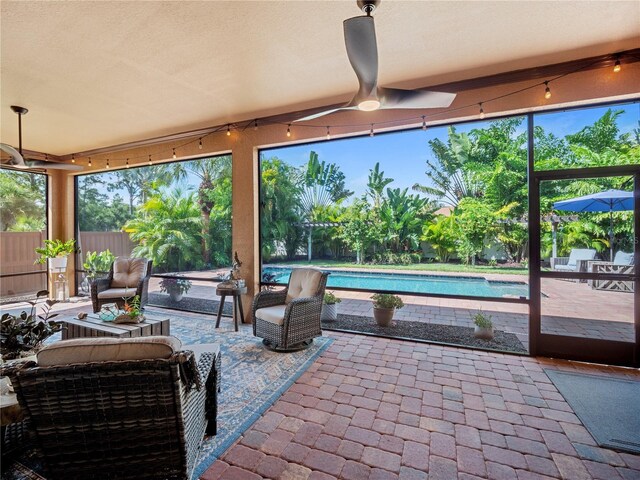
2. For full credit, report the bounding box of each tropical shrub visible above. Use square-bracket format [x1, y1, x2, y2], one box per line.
[83, 250, 116, 280]
[35, 239, 77, 264]
[422, 215, 457, 262]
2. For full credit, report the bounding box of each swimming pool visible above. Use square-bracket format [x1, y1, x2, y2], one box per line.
[262, 266, 529, 299]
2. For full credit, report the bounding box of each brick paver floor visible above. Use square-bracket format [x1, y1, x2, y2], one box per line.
[202, 331, 640, 480]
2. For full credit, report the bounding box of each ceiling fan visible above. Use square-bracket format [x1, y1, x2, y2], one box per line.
[1, 106, 82, 171]
[296, 0, 456, 122]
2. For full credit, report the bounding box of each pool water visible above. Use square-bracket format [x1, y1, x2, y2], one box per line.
[263, 267, 529, 299]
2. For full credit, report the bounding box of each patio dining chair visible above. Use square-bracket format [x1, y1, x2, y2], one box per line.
[90, 256, 152, 313]
[1, 336, 221, 480]
[252, 268, 329, 351]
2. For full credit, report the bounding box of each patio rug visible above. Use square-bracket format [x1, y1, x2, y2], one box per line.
[545, 369, 640, 454]
[1, 308, 333, 480]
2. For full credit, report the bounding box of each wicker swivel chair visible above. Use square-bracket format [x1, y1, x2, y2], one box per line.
[252, 268, 329, 351]
[91, 256, 152, 313]
[2, 336, 221, 480]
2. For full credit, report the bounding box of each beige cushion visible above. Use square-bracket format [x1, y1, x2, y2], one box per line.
[111, 257, 148, 288]
[97, 287, 137, 299]
[286, 268, 323, 304]
[37, 336, 182, 367]
[255, 305, 287, 326]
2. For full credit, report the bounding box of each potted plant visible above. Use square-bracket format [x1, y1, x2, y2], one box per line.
[472, 311, 494, 340]
[159, 277, 192, 302]
[371, 293, 404, 327]
[83, 250, 116, 281]
[321, 291, 341, 321]
[0, 291, 63, 361]
[35, 239, 77, 272]
[115, 295, 144, 324]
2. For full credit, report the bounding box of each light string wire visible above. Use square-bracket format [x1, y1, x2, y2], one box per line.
[73, 53, 627, 167]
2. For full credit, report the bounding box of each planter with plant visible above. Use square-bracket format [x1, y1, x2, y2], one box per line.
[471, 311, 494, 340]
[371, 293, 404, 327]
[114, 295, 144, 324]
[83, 250, 116, 282]
[159, 277, 192, 302]
[321, 291, 341, 321]
[0, 291, 63, 361]
[35, 239, 77, 272]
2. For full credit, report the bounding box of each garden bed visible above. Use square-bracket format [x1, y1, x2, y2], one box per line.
[322, 314, 527, 354]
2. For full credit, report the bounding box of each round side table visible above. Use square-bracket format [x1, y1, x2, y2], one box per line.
[215, 285, 247, 331]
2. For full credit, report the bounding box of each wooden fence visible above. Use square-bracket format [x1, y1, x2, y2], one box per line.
[0, 231, 47, 297]
[0, 231, 136, 298]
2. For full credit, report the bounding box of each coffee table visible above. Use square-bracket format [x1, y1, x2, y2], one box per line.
[62, 312, 170, 339]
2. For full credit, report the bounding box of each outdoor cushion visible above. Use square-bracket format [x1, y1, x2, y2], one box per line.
[37, 335, 182, 367]
[285, 268, 323, 304]
[111, 257, 147, 288]
[566, 248, 596, 266]
[613, 251, 634, 265]
[97, 287, 137, 299]
[255, 305, 287, 326]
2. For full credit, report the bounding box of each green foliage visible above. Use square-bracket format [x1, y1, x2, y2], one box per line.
[323, 291, 342, 305]
[471, 311, 493, 329]
[35, 239, 77, 264]
[0, 169, 46, 232]
[371, 293, 404, 309]
[159, 277, 192, 295]
[123, 295, 143, 320]
[422, 215, 457, 262]
[0, 291, 62, 360]
[124, 189, 204, 272]
[338, 200, 381, 264]
[455, 198, 496, 265]
[83, 250, 116, 279]
[366, 162, 394, 208]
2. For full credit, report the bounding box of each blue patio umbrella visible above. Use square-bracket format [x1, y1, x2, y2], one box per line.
[553, 189, 634, 261]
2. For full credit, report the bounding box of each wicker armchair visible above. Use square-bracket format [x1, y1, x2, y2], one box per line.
[252, 268, 329, 351]
[1, 336, 221, 480]
[91, 256, 152, 313]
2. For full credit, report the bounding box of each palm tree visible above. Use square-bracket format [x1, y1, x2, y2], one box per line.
[123, 189, 203, 273]
[366, 162, 394, 209]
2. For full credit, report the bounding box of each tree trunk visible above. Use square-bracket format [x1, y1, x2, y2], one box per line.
[201, 210, 211, 265]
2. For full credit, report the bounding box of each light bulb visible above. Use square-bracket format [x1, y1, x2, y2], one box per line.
[370, 124, 374, 137]
[326, 127, 331, 140]
[148, 155, 152, 165]
[126, 158, 130, 169]
[479, 103, 485, 120]
[106, 158, 110, 169]
[71, 154, 75, 163]
[226, 125, 231, 136]
[198, 138, 203, 149]
[613, 59, 621, 73]
[88, 157, 92, 167]
[172, 149, 177, 159]
[544, 82, 551, 99]
[287, 124, 291, 137]
[254, 119, 258, 131]
[422, 116, 427, 131]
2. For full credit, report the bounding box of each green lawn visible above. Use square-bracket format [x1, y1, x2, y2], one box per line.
[270, 260, 528, 275]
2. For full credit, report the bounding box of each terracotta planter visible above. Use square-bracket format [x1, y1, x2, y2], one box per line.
[373, 307, 395, 327]
[474, 325, 494, 340]
[321, 303, 338, 321]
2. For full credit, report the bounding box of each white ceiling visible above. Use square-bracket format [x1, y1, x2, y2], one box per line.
[1, 1, 639, 155]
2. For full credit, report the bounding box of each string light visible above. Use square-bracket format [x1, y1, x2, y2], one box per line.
[479, 103, 485, 119]
[613, 58, 621, 73]
[71, 154, 75, 163]
[172, 148, 177, 159]
[106, 158, 110, 169]
[326, 126, 331, 140]
[126, 158, 130, 169]
[148, 155, 152, 166]
[88, 157, 92, 167]
[286, 124, 291, 137]
[226, 124, 231, 136]
[544, 81, 551, 99]
[198, 138, 203, 149]
[254, 119, 258, 131]
[369, 124, 375, 137]
[422, 116, 427, 131]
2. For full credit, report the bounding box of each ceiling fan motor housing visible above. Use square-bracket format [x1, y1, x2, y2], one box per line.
[357, 0, 380, 15]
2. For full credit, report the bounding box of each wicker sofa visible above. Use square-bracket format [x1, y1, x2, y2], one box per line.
[91, 256, 152, 313]
[2, 336, 220, 480]
[252, 268, 329, 351]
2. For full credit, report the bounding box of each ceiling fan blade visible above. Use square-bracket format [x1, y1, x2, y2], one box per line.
[295, 108, 345, 122]
[24, 160, 84, 171]
[0, 143, 29, 168]
[378, 88, 456, 109]
[344, 15, 378, 98]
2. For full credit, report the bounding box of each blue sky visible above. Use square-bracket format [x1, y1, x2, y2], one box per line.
[261, 102, 639, 202]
